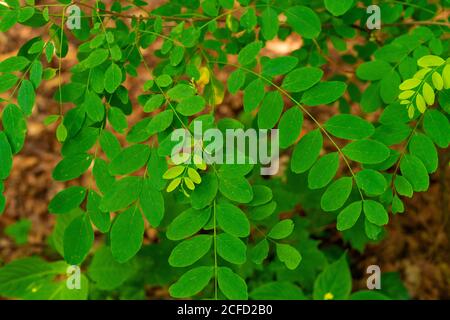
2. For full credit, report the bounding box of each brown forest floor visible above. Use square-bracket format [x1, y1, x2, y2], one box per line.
[0, 1, 449, 300]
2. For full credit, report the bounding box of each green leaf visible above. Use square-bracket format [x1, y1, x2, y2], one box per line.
[0, 56, 29, 72]
[169, 266, 213, 298]
[104, 63, 122, 94]
[250, 239, 269, 264]
[248, 185, 273, 207]
[285, 6, 321, 39]
[356, 60, 392, 81]
[278, 107, 303, 148]
[217, 233, 247, 264]
[325, 0, 353, 16]
[243, 79, 265, 112]
[53, 153, 93, 181]
[337, 201, 362, 231]
[49, 186, 86, 214]
[258, 91, 283, 129]
[0, 132, 13, 180]
[4, 218, 31, 245]
[17, 80, 35, 115]
[147, 109, 174, 134]
[301, 81, 347, 106]
[308, 152, 339, 190]
[320, 177, 353, 212]
[110, 206, 144, 263]
[155, 74, 172, 87]
[191, 172, 218, 209]
[176, 96, 205, 116]
[144, 94, 165, 112]
[139, 179, 164, 227]
[109, 144, 150, 175]
[218, 172, 253, 203]
[276, 243, 302, 270]
[281, 67, 323, 93]
[400, 154, 429, 192]
[2, 104, 27, 154]
[30, 60, 43, 88]
[99, 130, 121, 160]
[261, 7, 279, 40]
[167, 84, 196, 101]
[238, 41, 262, 66]
[394, 175, 413, 198]
[268, 219, 294, 239]
[227, 69, 246, 94]
[380, 71, 401, 104]
[417, 55, 445, 68]
[63, 214, 94, 265]
[342, 139, 390, 164]
[250, 282, 306, 300]
[0, 258, 67, 299]
[291, 129, 323, 173]
[100, 176, 142, 212]
[169, 235, 212, 267]
[423, 109, 450, 148]
[82, 48, 109, 69]
[88, 246, 132, 290]
[83, 92, 105, 122]
[313, 254, 351, 300]
[363, 200, 388, 226]
[261, 56, 298, 77]
[325, 114, 375, 140]
[216, 202, 250, 238]
[355, 169, 387, 196]
[218, 267, 248, 300]
[166, 207, 211, 241]
[86, 191, 110, 233]
[409, 133, 438, 173]
[351, 291, 390, 300]
[0, 74, 18, 93]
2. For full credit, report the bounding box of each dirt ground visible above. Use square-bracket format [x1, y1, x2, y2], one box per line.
[0, 2, 449, 300]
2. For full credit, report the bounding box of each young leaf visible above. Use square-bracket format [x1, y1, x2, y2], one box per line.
[48, 186, 87, 214]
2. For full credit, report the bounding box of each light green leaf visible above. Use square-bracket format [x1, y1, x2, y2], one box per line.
[355, 169, 387, 196]
[400, 154, 429, 192]
[268, 219, 294, 239]
[176, 96, 206, 116]
[313, 254, 351, 300]
[17, 80, 35, 115]
[104, 63, 122, 93]
[324, 0, 353, 16]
